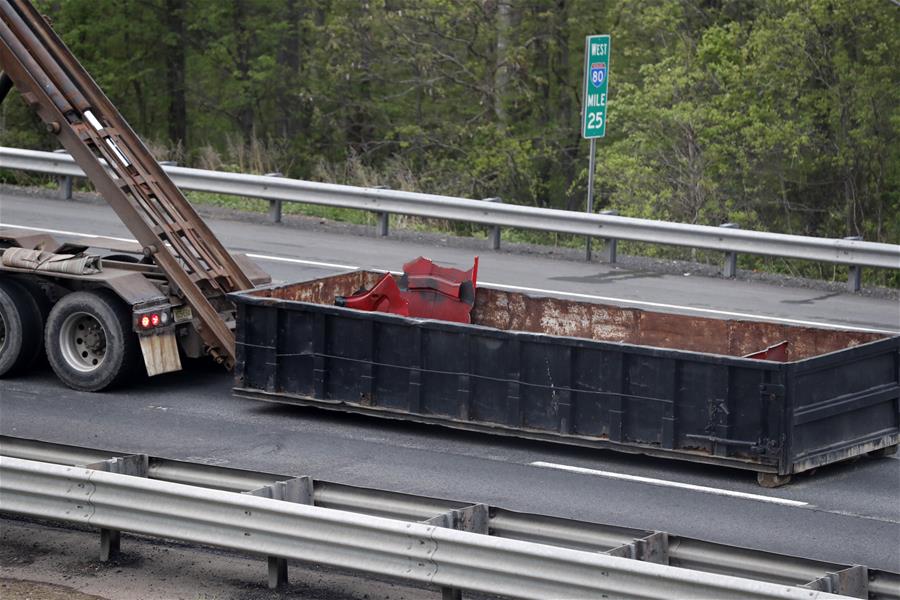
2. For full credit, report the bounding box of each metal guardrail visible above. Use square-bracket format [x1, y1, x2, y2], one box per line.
[0, 455, 852, 600]
[1, 435, 896, 599]
[2, 147, 898, 286]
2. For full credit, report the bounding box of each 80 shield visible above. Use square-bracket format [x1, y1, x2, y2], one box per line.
[590, 62, 606, 88]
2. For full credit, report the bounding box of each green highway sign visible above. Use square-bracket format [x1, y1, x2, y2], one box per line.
[581, 34, 610, 139]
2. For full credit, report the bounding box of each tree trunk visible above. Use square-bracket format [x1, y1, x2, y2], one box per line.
[278, 0, 302, 139]
[232, 0, 255, 146]
[494, 0, 513, 125]
[348, 3, 374, 151]
[164, 0, 187, 147]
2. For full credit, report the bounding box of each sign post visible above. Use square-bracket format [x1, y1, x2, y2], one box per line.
[581, 34, 610, 261]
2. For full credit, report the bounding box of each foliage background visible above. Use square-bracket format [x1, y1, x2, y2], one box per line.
[2, 0, 898, 282]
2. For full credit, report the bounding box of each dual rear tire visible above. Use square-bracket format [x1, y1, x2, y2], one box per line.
[0, 282, 138, 391]
[0, 279, 44, 377]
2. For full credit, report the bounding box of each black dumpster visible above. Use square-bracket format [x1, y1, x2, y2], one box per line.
[230, 271, 899, 486]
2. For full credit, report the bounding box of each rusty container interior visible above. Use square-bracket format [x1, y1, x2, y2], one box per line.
[245, 270, 885, 361]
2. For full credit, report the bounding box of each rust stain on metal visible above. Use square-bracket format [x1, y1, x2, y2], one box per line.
[251, 271, 885, 361]
[638, 310, 730, 354]
[250, 271, 381, 304]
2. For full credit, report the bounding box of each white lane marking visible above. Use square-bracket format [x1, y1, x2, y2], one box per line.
[1, 223, 359, 271]
[3, 222, 897, 334]
[530, 461, 809, 507]
[245, 253, 358, 271]
[2, 223, 136, 243]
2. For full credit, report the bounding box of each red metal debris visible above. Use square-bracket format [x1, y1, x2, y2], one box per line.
[335, 257, 479, 323]
[335, 272, 409, 316]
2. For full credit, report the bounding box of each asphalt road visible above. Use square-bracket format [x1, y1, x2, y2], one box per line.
[1, 186, 899, 574]
[1, 186, 898, 333]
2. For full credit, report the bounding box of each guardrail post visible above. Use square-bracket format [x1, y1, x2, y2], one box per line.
[52, 148, 73, 200]
[843, 236, 863, 292]
[376, 212, 389, 236]
[442, 587, 462, 600]
[84, 454, 149, 561]
[370, 185, 391, 236]
[599, 210, 618, 263]
[264, 172, 284, 223]
[58, 175, 73, 200]
[100, 528, 121, 562]
[606, 531, 669, 564]
[482, 197, 502, 250]
[801, 565, 867, 597]
[423, 503, 489, 599]
[720, 223, 740, 278]
[244, 476, 314, 589]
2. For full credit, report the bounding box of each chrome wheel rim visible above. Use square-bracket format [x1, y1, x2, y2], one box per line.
[59, 312, 107, 372]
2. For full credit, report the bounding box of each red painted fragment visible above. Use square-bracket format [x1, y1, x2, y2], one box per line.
[336, 256, 479, 323]
[335, 272, 409, 316]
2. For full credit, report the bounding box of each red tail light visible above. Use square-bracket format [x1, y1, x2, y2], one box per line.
[136, 309, 170, 332]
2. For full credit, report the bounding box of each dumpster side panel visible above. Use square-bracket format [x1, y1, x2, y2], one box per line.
[789, 338, 900, 472]
[519, 339, 571, 432]
[372, 320, 416, 410]
[571, 347, 616, 438]
[422, 328, 470, 418]
[275, 305, 315, 397]
[233, 297, 784, 469]
[471, 334, 511, 425]
[324, 314, 370, 402]
[236, 302, 278, 393]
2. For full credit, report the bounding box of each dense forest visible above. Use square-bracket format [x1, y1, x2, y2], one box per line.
[2, 1, 899, 262]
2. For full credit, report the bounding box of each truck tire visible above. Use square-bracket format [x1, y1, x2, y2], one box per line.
[16, 278, 52, 364]
[0, 278, 44, 377]
[45, 290, 139, 391]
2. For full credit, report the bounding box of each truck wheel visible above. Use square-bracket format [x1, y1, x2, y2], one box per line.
[0, 278, 44, 377]
[45, 290, 139, 391]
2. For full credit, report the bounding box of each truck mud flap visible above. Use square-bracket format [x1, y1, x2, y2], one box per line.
[139, 331, 181, 377]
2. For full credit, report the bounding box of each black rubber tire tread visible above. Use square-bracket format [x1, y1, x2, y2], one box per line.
[0, 278, 43, 377]
[14, 277, 52, 367]
[44, 289, 140, 391]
